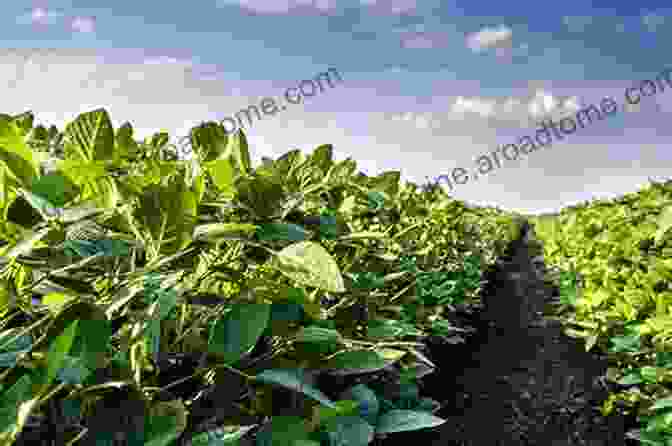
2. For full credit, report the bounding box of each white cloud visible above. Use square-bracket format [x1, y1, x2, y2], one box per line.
[386, 88, 584, 133]
[16, 7, 64, 26]
[466, 25, 513, 53]
[70, 16, 96, 33]
[215, 0, 338, 14]
[400, 32, 444, 49]
[360, 0, 417, 14]
[0, 49, 236, 142]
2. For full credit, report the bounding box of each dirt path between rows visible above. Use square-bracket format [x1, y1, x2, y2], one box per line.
[405, 221, 641, 445]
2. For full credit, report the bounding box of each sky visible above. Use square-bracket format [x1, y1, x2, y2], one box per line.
[1, 1, 672, 214]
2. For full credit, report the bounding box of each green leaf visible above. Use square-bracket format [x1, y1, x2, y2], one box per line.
[348, 272, 385, 290]
[145, 400, 188, 446]
[44, 320, 80, 391]
[641, 366, 659, 384]
[618, 372, 644, 385]
[12, 111, 34, 136]
[115, 122, 140, 159]
[191, 425, 257, 446]
[69, 318, 111, 371]
[30, 173, 70, 207]
[270, 301, 304, 323]
[256, 223, 310, 242]
[416, 398, 441, 413]
[313, 400, 360, 426]
[309, 144, 333, 174]
[204, 158, 235, 198]
[55, 355, 92, 385]
[19, 189, 62, 219]
[270, 241, 345, 293]
[235, 174, 285, 219]
[374, 410, 446, 434]
[6, 227, 52, 260]
[42, 293, 77, 311]
[193, 223, 258, 242]
[0, 330, 32, 368]
[57, 159, 108, 186]
[0, 374, 33, 436]
[655, 206, 672, 243]
[254, 369, 336, 408]
[651, 396, 672, 411]
[323, 416, 374, 446]
[255, 416, 310, 446]
[146, 284, 178, 321]
[0, 118, 39, 187]
[63, 108, 115, 161]
[322, 350, 390, 375]
[338, 384, 379, 425]
[366, 191, 385, 211]
[295, 326, 342, 344]
[208, 304, 270, 364]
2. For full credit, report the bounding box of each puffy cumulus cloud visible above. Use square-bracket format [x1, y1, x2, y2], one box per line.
[360, 0, 417, 15]
[385, 88, 584, 134]
[16, 7, 96, 33]
[70, 16, 96, 33]
[215, 0, 339, 14]
[16, 7, 64, 26]
[465, 25, 512, 53]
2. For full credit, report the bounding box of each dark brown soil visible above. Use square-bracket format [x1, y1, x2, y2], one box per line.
[404, 220, 641, 445]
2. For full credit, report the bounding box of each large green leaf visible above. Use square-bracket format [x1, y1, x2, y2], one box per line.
[208, 304, 270, 364]
[270, 241, 345, 293]
[321, 350, 391, 376]
[0, 118, 38, 187]
[57, 159, 108, 186]
[193, 223, 258, 242]
[309, 144, 333, 175]
[374, 410, 446, 434]
[69, 318, 111, 371]
[44, 320, 80, 391]
[30, 173, 73, 207]
[204, 158, 235, 198]
[235, 174, 285, 219]
[63, 108, 115, 161]
[0, 374, 33, 437]
[254, 369, 336, 408]
[222, 129, 252, 175]
[190, 121, 229, 163]
[294, 326, 341, 344]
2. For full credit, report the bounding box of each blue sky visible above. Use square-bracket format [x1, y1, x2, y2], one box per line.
[1, 1, 672, 214]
